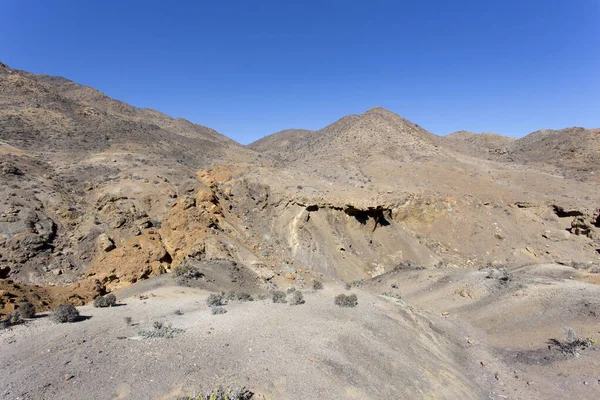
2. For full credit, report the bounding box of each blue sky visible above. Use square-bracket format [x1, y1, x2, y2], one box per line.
[1, 1, 598, 144]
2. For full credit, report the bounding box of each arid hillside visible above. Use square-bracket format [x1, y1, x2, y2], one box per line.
[1, 63, 599, 315]
[444, 130, 516, 157]
[0, 61, 262, 310]
[1, 63, 600, 400]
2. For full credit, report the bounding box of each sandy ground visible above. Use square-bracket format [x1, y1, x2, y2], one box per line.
[1, 281, 498, 400]
[365, 264, 600, 399]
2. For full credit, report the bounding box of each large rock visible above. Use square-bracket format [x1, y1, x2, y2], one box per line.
[98, 234, 116, 252]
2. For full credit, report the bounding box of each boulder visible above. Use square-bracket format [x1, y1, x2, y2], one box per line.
[98, 234, 116, 252]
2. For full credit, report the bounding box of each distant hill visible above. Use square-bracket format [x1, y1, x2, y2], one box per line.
[248, 106, 445, 165]
[505, 127, 600, 179]
[444, 130, 516, 156]
[248, 128, 314, 160]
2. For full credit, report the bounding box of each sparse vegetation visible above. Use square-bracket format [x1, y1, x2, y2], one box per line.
[51, 304, 80, 323]
[271, 290, 287, 303]
[0, 312, 22, 329]
[548, 327, 596, 356]
[93, 293, 117, 308]
[334, 293, 358, 307]
[485, 267, 511, 284]
[124, 316, 133, 326]
[174, 263, 203, 279]
[344, 282, 351, 290]
[178, 385, 254, 400]
[235, 292, 253, 302]
[207, 293, 225, 307]
[289, 291, 305, 305]
[312, 280, 324, 290]
[350, 279, 364, 288]
[381, 291, 403, 300]
[211, 306, 227, 315]
[174, 309, 184, 315]
[286, 287, 297, 294]
[224, 291, 237, 301]
[14, 301, 35, 319]
[139, 321, 182, 339]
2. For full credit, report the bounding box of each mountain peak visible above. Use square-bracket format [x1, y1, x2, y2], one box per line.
[363, 106, 394, 115]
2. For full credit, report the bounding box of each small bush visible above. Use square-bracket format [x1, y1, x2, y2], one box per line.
[286, 287, 297, 294]
[93, 293, 116, 308]
[224, 291, 237, 301]
[174, 264, 203, 279]
[235, 292, 253, 302]
[271, 291, 287, 304]
[124, 316, 133, 326]
[344, 282, 352, 290]
[485, 268, 511, 284]
[257, 293, 268, 300]
[312, 280, 324, 290]
[139, 321, 182, 339]
[179, 385, 254, 400]
[290, 291, 305, 305]
[207, 294, 225, 307]
[51, 304, 80, 323]
[14, 302, 36, 319]
[548, 327, 596, 356]
[0, 313, 22, 329]
[334, 293, 358, 308]
[211, 306, 227, 315]
[174, 309, 183, 316]
[350, 279, 364, 288]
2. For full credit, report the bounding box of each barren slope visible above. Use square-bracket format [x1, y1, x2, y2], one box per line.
[444, 130, 516, 157]
[505, 127, 600, 180]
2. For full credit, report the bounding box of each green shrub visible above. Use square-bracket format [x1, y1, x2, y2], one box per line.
[14, 302, 36, 319]
[51, 304, 80, 323]
[286, 287, 297, 294]
[271, 291, 287, 304]
[334, 293, 358, 308]
[312, 280, 324, 290]
[289, 291, 305, 305]
[93, 293, 116, 308]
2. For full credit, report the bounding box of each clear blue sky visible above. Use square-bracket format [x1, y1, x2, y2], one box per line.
[1, 1, 598, 144]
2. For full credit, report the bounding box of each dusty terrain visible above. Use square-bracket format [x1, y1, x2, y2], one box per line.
[1, 61, 599, 399]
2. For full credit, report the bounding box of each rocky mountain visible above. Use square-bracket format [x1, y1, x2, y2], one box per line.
[444, 130, 516, 156]
[505, 127, 600, 180]
[2, 62, 600, 400]
[248, 107, 443, 165]
[247, 128, 314, 161]
[1, 63, 599, 315]
[0, 62, 260, 307]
